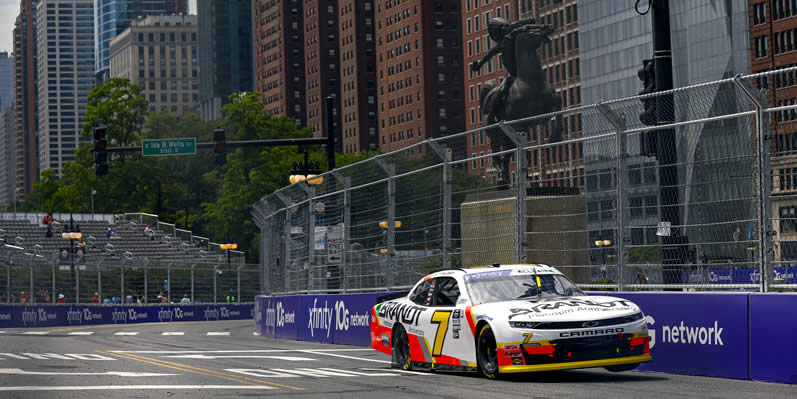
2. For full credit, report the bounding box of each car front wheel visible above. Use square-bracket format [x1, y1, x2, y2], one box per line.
[476, 323, 500, 379]
[392, 324, 412, 370]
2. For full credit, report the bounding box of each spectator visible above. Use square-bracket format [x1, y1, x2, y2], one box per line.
[144, 224, 155, 240]
[112, 295, 121, 304]
[19, 291, 29, 303]
[136, 292, 143, 304]
[91, 292, 99, 304]
[103, 297, 112, 304]
[109, 229, 119, 239]
[180, 294, 191, 304]
[78, 238, 86, 248]
[57, 294, 66, 304]
[45, 227, 53, 238]
[125, 293, 133, 304]
[157, 292, 167, 303]
[42, 290, 50, 303]
[42, 212, 54, 226]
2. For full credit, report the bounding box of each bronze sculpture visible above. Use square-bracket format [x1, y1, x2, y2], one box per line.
[471, 18, 561, 187]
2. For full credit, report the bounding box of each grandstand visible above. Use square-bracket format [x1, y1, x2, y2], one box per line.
[0, 213, 242, 263]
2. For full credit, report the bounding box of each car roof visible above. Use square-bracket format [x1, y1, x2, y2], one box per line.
[426, 263, 562, 279]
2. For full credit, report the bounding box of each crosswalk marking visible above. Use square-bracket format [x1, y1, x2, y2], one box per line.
[161, 332, 184, 336]
[206, 332, 230, 336]
[67, 332, 94, 336]
[22, 331, 49, 335]
[114, 332, 139, 336]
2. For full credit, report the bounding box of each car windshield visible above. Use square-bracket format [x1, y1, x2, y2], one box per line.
[465, 273, 585, 304]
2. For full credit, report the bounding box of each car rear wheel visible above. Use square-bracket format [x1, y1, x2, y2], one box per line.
[476, 324, 500, 379]
[605, 363, 639, 372]
[392, 325, 412, 370]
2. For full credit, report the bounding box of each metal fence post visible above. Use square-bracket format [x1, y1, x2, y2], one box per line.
[237, 266, 241, 303]
[213, 264, 217, 304]
[275, 193, 292, 294]
[167, 262, 172, 303]
[427, 140, 452, 268]
[190, 263, 196, 302]
[6, 262, 11, 304]
[733, 76, 770, 292]
[376, 158, 396, 289]
[597, 102, 628, 291]
[331, 171, 350, 292]
[29, 260, 34, 304]
[296, 184, 316, 293]
[120, 260, 125, 301]
[499, 122, 528, 263]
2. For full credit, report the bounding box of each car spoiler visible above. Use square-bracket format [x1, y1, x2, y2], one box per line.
[376, 291, 409, 303]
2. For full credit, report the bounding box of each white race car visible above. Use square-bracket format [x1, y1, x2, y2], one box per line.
[370, 264, 651, 378]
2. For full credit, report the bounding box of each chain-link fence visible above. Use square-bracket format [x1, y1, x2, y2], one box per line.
[254, 69, 797, 294]
[0, 248, 259, 305]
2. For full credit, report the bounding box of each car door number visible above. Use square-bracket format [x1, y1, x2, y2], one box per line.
[431, 311, 452, 357]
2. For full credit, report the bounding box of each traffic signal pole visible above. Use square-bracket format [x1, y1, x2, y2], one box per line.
[650, 0, 684, 286]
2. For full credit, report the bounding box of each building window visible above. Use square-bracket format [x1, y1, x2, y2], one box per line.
[755, 36, 769, 58]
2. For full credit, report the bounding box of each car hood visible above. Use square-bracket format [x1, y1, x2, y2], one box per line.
[472, 295, 641, 322]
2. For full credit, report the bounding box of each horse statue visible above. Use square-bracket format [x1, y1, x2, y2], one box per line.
[472, 20, 562, 187]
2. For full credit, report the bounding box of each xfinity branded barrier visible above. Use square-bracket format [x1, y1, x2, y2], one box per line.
[606, 292, 748, 380]
[255, 292, 797, 384]
[255, 293, 378, 346]
[0, 304, 254, 328]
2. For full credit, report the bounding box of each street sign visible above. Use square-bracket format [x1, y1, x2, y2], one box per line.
[142, 138, 197, 156]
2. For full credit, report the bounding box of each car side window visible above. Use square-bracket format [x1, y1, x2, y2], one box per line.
[409, 279, 433, 306]
[431, 277, 460, 307]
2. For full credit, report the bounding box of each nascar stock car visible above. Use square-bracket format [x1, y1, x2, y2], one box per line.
[370, 264, 651, 378]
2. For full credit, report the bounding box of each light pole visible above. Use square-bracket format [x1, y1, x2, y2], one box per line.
[289, 147, 324, 185]
[220, 243, 238, 302]
[61, 217, 82, 303]
[594, 239, 612, 280]
[91, 189, 96, 215]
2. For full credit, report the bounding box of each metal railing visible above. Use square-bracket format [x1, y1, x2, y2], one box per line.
[0, 247, 259, 305]
[253, 69, 797, 294]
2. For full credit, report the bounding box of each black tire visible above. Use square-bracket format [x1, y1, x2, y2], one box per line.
[391, 324, 412, 370]
[605, 363, 639, 372]
[476, 323, 500, 379]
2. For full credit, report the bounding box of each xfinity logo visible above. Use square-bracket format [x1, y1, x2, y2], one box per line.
[307, 299, 334, 338]
[67, 308, 82, 324]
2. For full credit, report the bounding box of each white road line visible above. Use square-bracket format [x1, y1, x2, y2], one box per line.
[114, 332, 139, 336]
[0, 331, 6, 334]
[164, 355, 316, 361]
[21, 331, 49, 335]
[359, 367, 430, 375]
[299, 350, 391, 364]
[0, 385, 276, 391]
[116, 348, 374, 354]
[161, 332, 184, 336]
[253, 332, 260, 336]
[206, 332, 230, 336]
[0, 369, 179, 377]
[67, 331, 94, 336]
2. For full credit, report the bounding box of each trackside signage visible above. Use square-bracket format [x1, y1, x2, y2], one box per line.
[604, 292, 748, 380]
[749, 294, 797, 384]
[256, 293, 388, 346]
[0, 304, 254, 328]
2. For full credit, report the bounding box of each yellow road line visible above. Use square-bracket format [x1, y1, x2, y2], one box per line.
[100, 351, 269, 388]
[101, 351, 305, 391]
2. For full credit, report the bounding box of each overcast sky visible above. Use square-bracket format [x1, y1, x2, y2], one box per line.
[0, 0, 197, 55]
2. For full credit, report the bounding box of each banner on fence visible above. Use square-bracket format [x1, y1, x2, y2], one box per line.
[0, 304, 254, 328]
[749, 294, 797, 384]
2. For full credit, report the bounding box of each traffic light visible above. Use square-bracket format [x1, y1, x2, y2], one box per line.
[638, 59, 657, 156]
[93, 126, 108, 176]
[213, 127, 226, 165]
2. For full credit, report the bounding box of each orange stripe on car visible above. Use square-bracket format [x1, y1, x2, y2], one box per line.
[465, 305, 477, 337]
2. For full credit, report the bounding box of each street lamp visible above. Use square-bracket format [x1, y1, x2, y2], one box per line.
[61, 217, 82, 303]
[220, 243, 238, 302]
[289, 147, 323, 185]
[594, 239, 612, 279]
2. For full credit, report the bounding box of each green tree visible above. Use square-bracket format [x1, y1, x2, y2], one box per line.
[82, 77, 148, 147]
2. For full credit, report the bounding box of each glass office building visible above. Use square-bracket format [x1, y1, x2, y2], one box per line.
[94, 0, 187, 83]
[578, 0, 752, 271]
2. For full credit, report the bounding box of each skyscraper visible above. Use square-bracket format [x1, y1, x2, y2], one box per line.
[0, 108, 16, 206]
[0, 52, 14, 109]
[109, 15, 199, 116]
[374, 0, 466, 154]
[252, 0, 306, 127]
[198, 0, 253, 121]
[36, 0, 96, 176]
[94, 0, 189, 84]
[13, 0, 38, 197]
[337, 0, 379, 154]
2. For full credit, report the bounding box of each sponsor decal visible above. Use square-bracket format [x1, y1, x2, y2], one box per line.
[453, 330, 460, 339]
[408, 327, 424, 337]
[463, 270, 512, 281]
[265, 301, 296, 329]
[381, 333, 390, 347]
[660, 320, 724, 346]
[475, 314, 493, 322]
[503, 344, 519, 351]
[508, 299, 636, 318]
[511, 357, 524, 365]
[0, 313, 10, 320]
[503, 350, 522, 357]
[377, 301, 425, 326]
[559, 327, 625, 337]
[452, 310, 460, 318]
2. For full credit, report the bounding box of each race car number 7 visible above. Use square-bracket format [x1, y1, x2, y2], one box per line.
[431, 311, 452, 357]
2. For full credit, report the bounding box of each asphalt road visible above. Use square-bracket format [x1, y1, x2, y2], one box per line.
[0, 320, 794, 398]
